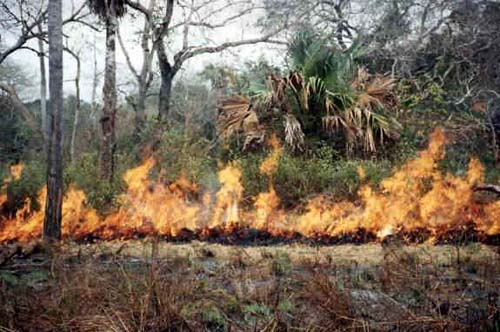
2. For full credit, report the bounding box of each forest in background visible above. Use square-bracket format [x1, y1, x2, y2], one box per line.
[0, 0, 499, 228]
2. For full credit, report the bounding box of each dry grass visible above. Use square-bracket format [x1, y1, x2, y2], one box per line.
[0, 241, 499, 331]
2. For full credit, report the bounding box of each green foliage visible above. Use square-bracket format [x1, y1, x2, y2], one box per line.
[286, 32, 400, 153]
[200, 58, 281, 97]
[3, 160, 45, 213]
[64, 153, 126, 212]
[218, 32, 401, 155]
[235, 146, 393, 208]
[242, 303, 272, 321]
[288, 30, 361, 87]
[0, 96, 35, 164]
[200, 305, 226, 331]
[157, 127, 217, 190]
[398, 76, 446, 112]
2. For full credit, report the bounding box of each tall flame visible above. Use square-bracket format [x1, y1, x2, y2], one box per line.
[254, 134, 282, 229]
[210, 163, 243, 228]
[0, 129, 499, 243]
[290, 129, 499, 238]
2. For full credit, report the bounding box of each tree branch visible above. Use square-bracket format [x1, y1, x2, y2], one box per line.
[117, 27, 140, 80]
[176, 28, 285, 66]
[0, 83, 42, 136]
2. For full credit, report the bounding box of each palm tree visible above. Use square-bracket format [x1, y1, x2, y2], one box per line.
[286, 31, 401, 153]
[218, 31, 401, 154]
[88, 0, 126, 182]
[44, 0, 63, 240]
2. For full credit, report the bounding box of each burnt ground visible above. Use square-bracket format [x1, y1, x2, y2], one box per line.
[0, 241, 499, 331]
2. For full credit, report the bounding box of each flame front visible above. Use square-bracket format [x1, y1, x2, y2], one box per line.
[0, 129, 499, 243]
[254, 134, 283, 229]
[210, 163, 243, 228]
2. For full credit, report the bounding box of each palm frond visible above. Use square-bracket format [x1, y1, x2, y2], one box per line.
[217, 96, 266, 150]
[87, 0, 126, 19]
[284, 114, 305, 152]
[217, 96, 253, 139]
[336, 68, 402, 152]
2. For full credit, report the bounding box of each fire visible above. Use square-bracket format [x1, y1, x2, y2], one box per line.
[254, 134, 283, 229]
[100, 157, 202, 238]
[210, 163, 243, 228]
[0, 129, 499, 243]
[290, 129, 499, 239]
[0, 186, 101, 242]
[259, 134, 282, 177]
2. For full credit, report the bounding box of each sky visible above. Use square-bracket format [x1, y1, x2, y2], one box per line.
[2, 0, 286, 102]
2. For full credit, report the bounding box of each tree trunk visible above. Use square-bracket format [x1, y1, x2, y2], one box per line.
[90, 34, 99, 132]
[158, 74, 172, 122]
[157, 64, 173, 122]
[133, 0, 156, 135]
[37, 24, 47, 142]
[44, 0, 63, 241]
[70, 53, 81, 164]
[134, 84, 147, 135]
[100, 15, 118, 182]
[157, 41, 174, 123]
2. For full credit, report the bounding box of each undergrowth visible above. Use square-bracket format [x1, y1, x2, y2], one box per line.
[0, 242, 499, 331]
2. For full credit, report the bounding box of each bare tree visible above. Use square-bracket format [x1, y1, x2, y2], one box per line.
[88, 0, 126, 182]
[117, 0, 156, 136]
[66, 48, 81, 164]
[0, 0, 47, 64]
[37, 23, 47, 141]
[90, 33, 102, 131]
[124, 0, 286, 124]
[0, 0, 91, 65]
[263, 0, 359, 46]
[0, 0, 95, 147]
[43, 0, 63, 241]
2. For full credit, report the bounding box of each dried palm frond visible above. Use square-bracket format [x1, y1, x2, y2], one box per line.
[243, 131, 266, 151]
[352, 68, 399, 111]
[267, 74, 287, 106]
[284, 114, 305, 152]
[336, 67, 402, 152]
[323, 113, 353, 135]
[217, 96, 253, 139]
[287, 71, 303, 92]
[217, 96, 266, 150]
[242, 111, 266, 150]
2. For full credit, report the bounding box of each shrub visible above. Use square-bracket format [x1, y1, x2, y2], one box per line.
[156, 127, 218, 190]
[237, 146, 393, 208]
[64, 153, 127, 212]
[2, 159, 45, 214]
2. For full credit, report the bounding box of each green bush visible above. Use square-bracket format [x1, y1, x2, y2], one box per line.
[236, 146, 393, 208]
[156, 127, 217, 190]
[64, 153, 126, 212]
[2, 160, 45, 214]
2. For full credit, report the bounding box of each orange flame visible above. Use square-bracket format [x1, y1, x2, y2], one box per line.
[210, 163, 243, 228]
[0, 129, 499, 243]
[254, 134, 283, 229]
